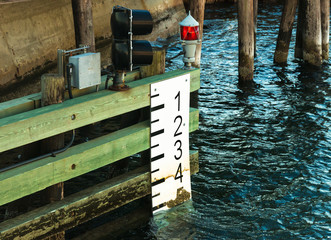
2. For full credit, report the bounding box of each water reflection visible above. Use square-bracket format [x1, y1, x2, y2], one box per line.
[142, 3, 331, 239]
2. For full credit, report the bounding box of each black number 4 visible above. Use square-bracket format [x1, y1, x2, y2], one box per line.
[175, 163, 183, 183]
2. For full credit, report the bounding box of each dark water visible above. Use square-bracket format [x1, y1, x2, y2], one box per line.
[125, 3, 331, 239]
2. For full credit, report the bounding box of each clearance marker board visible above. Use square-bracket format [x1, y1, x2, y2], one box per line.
[150, 74, 191, 214]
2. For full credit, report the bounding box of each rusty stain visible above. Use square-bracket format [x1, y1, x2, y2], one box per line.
[166, 187, 191, 208]
[152, 168, 190, 182]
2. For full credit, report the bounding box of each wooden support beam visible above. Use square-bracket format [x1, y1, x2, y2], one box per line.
[71, 0, 96, 52]
[238, 0, 254, 82]
[303, 0, 322, 66]
[0, 69, 200, 153]
[0, 108, 199, 206]
[295, 0, 305, 59]
[321, 0, 330, 60]
[0, 151, 199, 240]
[274, 0, 298, 64]
[254, 0, 258, 57]
[40, 74, 66, 240]
[0, 71, 141, 119]
[189, 0, 206, 68]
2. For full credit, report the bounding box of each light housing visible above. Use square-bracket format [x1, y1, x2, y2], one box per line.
[179, 12, 200, 68]
[111, 6, 154, 71]
[180, 26, 199, 41]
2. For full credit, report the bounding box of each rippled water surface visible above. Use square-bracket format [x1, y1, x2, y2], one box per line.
[125, 3, 331, 239]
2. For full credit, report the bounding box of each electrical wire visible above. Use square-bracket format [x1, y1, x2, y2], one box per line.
[0, 130, 76, 173]
[66, 63, 74, 99]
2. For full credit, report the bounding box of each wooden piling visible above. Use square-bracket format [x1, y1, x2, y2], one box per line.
[274, 0, 298, 64]
[189, 0, 206, 68]
[71, 0, 96, 52]
[140, 49, 166, 79]
[254, 0, 258, 57]
[303, 0, 322, 66]
[321, 0, 329, 60]
[295, 0, 305, 59]
[238, 0, 254, 82]
[41, 74, 65, 240]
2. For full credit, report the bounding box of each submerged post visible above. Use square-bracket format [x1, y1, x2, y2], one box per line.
[321, 0, 330, 60]
[41, 74, 66, 240]
[71, 0, 96, 52]
[274, 0, 298, 64]
[303, 0, 322, 66]
[254, 0, 258, 57]
[189, 0, 206, 68]
[238, 0, 254, 82]
[295, 0, 305, 59]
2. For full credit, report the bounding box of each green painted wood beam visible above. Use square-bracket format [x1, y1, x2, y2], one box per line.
[0, 69, 200, 153]
[0, 71, 141, 119]
[0, 108, 199, 206]
[0, 151, 198, 240]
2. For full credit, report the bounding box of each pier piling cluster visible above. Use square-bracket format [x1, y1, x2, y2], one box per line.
[275, 0, 329, 66]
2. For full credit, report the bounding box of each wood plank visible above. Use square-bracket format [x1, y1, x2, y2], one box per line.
[0, 71, 141, 119]
[0, 108, 199, 206]
[0, 69, 200, 153]
[0, 151, 199, 240]
[0, 93, 40, 119]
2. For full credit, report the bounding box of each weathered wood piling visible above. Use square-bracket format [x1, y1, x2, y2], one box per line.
[276, 0, 328, 66]
[41, 74, 66, 240]
[189, 0, 206, 68]
[303, 0, 322, 66]
[254, 0, 258, 57]
[71, 0, 96, 52]
[295, 0, 305, 59]
[274, 0, 298, 64]
[238, 0, 254, 82]
[321, 0, 330, 60]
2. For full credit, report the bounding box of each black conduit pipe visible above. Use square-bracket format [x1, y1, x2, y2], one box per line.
[0, 130, 76, 173]
[67, 63, 74, 99]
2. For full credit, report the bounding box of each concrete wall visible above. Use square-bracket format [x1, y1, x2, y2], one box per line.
[0, 0, 186, 87]
[0, 0, 75, 86]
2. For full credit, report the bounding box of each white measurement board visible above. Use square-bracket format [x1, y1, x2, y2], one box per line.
[150, 74, 191, 214]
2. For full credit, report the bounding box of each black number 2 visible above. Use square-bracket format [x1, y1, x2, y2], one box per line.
[174, 115, 182, 137]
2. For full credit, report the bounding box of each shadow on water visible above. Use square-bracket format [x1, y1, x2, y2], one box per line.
[124, 3, 331, 240]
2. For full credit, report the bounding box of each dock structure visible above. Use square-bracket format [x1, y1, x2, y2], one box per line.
[0, 68, 200, 239]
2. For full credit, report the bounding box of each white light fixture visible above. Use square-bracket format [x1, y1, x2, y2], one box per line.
[179, 11, 200, 68]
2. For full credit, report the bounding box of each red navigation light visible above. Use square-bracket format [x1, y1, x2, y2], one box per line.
[180, 25, 199, 41]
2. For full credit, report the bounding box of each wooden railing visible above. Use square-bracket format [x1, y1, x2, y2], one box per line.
[0, 68, 200, 239]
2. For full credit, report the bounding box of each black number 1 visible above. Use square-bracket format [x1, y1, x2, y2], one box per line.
[175, 91, 180, 111]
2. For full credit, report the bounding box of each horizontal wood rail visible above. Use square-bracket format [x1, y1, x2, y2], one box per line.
[0, 108, 199, 206]
[0, 68, 200, 239]
[0, 69, 200, 153]
[0, 151, 198, 240]
[0, 71, 141, 119]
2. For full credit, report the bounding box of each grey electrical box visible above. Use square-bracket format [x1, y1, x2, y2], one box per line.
[69, 52, 101, 89]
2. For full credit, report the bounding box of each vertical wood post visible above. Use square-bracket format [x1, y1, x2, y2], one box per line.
[238, 0, 254, 82]
[72, 0, 96, 52]
[321, 0, 330, 60]
[140, 49, 166, 79]
[41, 74, 65, 240]
[295, 0, 305, 59]
[189, 0, 206, 68]
[303, 0, 322, 66]
[254, 0, 258, 57]
[274, 0, 298, 64]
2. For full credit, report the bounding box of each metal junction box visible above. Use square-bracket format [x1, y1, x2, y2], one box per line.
[69, 52, 101, 89]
